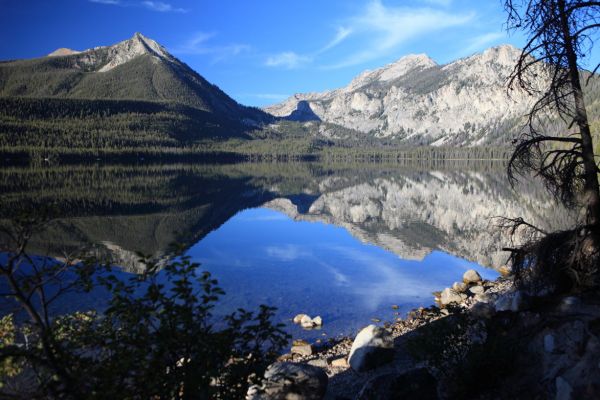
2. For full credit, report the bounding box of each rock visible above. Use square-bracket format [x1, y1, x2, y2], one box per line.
[348, 325, 394, 372]
[470, 302, 496, 319]
[330, 357, 348, 368]
[311, 316, 322, 326]
[300, 315, 315, 329]
[440, 288, 463, 306]
[291, 343, 313, 356]
[293, 314, 309, 324]
[469, 285, 485, 295]
[544, 334, 555, 353]
[495, 290, 523, 312]
[555, 376, 573, 400]
[474, 293, 491, 303]
[357, 368, 439, 400]
[452, 281, 468, 292]
[307, 359, 328, 368]
[247, 362, 328, 400]
[463, 269, 483, 284]
[559, 296, 581, 312]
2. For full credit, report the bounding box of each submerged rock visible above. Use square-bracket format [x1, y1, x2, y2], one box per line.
[348, 325, 394, 372]
[311, 316, 322, 326]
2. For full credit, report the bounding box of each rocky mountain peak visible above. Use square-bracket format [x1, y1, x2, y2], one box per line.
[98, 32, 173, 72]
[48, 48, 81, 57]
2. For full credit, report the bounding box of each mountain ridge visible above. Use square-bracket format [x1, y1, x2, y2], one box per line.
[265, 44, 600, 146]
[0, 32, 269, 126]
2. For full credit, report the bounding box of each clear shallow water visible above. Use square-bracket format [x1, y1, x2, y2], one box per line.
[188, 207, 496, 340]
[0, 162, 571, 339]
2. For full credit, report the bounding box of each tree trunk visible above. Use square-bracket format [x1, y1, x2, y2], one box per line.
[558, 0, 600, 228]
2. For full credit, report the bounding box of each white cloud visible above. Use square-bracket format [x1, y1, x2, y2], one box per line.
[324, 0, 474, 69]
[141, 1, 186, 13]
[172, 32, 250, 62]
[318, 26, 353, 53]
[461, 32, 505, 55]
[265, 51, 312, 69]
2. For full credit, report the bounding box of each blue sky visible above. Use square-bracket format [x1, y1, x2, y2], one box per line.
[1, 0, 525, 106]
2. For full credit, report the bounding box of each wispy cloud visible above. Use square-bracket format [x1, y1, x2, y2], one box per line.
[141, 1, 186, 13]
[461, 32, 505, 55]
[324, 0, 474, 69]
[318, 26, 353, 54]
[265, 51, 312, 69]
[172, 32, 250, 62]
[264, 0, 473, 70]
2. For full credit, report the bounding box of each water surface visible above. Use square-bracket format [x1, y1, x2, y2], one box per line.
[0, 162, 571, 338]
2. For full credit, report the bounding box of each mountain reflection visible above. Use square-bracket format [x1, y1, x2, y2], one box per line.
[0, 162, 571, 272]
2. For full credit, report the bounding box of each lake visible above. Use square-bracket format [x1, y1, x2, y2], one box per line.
[0, 161, 571, 340]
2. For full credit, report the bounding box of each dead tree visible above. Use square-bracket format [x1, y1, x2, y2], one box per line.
[504, 0, 600, 290]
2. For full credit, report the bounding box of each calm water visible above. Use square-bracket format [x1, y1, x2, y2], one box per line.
[0, 162, 570, 339]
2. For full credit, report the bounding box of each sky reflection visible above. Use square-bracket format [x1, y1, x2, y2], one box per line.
[187, 207, 497, 340]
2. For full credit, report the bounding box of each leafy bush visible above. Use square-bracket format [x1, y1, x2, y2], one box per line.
[0, 251, 290, 399]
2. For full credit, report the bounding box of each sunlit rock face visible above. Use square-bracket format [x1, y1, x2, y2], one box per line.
[265, 45, 548, 146]
[265, 171, 572, 268]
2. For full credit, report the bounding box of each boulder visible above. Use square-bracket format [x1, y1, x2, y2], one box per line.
[357, 368, 439, 400]
[468, 285, 485, 295]
[495, 290, 523, 312]
[300, 315, 315, 329]
[330, 357, 348, 368]
[348, 325, 394, 372]
[463, 269, 482, 284]
[470, 302, 496, 319]
[311, 316, 322, 326]
[291, 343, 313, 356]
[246, 362, 328, 400]
[440, 288, 463, 306]
[452, 281, 468, 292]
[293, 314, 309, 324]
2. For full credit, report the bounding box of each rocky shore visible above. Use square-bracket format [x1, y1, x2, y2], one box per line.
[248, 267, 600, 399]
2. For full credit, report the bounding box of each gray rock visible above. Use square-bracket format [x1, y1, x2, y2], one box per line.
[463, 269, 482, 284]
[544, 334, 555, 353]
[247, 362, 328, 400]
[348, 325, 394, 372]
[452, 281, 468, 292]
[291, 343, 313, 356]
[440, 288, 463, 306]
[495, 290, 523, 312]
[468, 285, 485, 295]
[293, 314, 309, 324]
[307, 359, 328, 368]
[330, 357, 348, 368]
[555, 376, 573, 400]
[559, 296, 581, 312]
[300, 315, 315, 329]
[357, 368, 439, 400]
[470, 302, 496, 319]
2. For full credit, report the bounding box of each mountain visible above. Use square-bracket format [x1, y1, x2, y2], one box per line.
[0, 33, 270, 149]
[265, 45, 600, 146]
